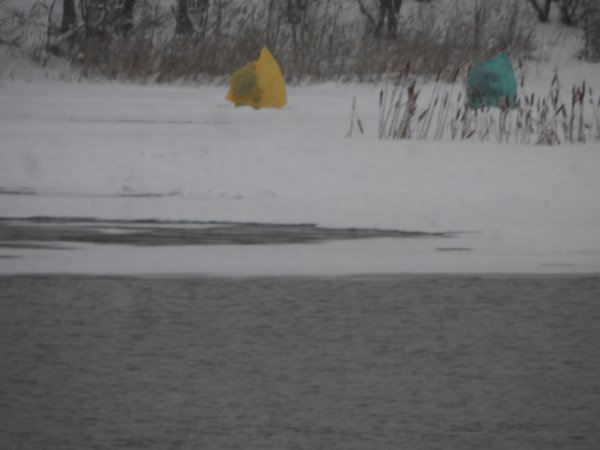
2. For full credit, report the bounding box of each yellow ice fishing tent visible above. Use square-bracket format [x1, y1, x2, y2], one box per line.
[225, 47, 287, 109]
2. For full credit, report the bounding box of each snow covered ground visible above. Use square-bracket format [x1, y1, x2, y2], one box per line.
[1, 78, 599, 275]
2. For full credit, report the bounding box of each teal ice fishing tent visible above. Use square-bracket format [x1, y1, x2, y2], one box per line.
[467, 53, 517, 109]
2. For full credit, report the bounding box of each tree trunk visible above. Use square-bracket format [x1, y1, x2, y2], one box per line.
[122, 0, 136, 17]
[116, 0, 136, 35]
[193, 0, 210, 38]
[80, 0, 105, 29]
[527, 0, 552, 22]
[356, 0, 401, 38]
[557, 0, 582, 26]
[175, 0, 194, 35]
[582, 0, 600, 61]
[376, 0, 401, 38]
[60, 0, 77, 33]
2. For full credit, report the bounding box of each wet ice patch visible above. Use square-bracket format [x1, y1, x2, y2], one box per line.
[0, 217, 452, 247]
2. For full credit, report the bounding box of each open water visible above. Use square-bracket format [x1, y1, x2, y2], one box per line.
[1, 275, 599, 449]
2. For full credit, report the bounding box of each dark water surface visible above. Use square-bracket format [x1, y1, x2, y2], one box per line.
[1, 275, 599, 449]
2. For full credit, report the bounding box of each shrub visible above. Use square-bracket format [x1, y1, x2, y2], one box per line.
[41, 0, 538, 83]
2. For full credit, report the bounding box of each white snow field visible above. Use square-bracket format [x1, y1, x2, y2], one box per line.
[1, 77, 599, 275]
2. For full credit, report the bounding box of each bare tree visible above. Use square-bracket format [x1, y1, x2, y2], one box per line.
[581, 0, 600, 61]
[357, 0, 402, 38]
[527, 0, 583, 25]
[47, 0, 138, 57]
[118, 0, 136, 34]
[285, 0, 309, 52]
[175, 0, 194, 35]
[79, 0, 103, 29]
[526, 0, 552, 22]
[60, 0, 76, 33]
[556, 0, 583, 25]
[382, 0, 402, 37]
[188, 0, 209, 37]
[77, 0, 137, 34]
[286, 0, 308, 25]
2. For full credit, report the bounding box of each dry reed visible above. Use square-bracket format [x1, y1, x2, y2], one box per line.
[376, 71, 600, 145]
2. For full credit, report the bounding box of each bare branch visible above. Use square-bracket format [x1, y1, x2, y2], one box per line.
[356, 0, 376, 28]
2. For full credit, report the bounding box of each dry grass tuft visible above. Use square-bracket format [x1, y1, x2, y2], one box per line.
[377, 70, 600, 145]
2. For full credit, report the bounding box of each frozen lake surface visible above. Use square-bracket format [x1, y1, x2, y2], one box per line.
[1, 274, 599, 450]
[2, 81, 600, 274]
